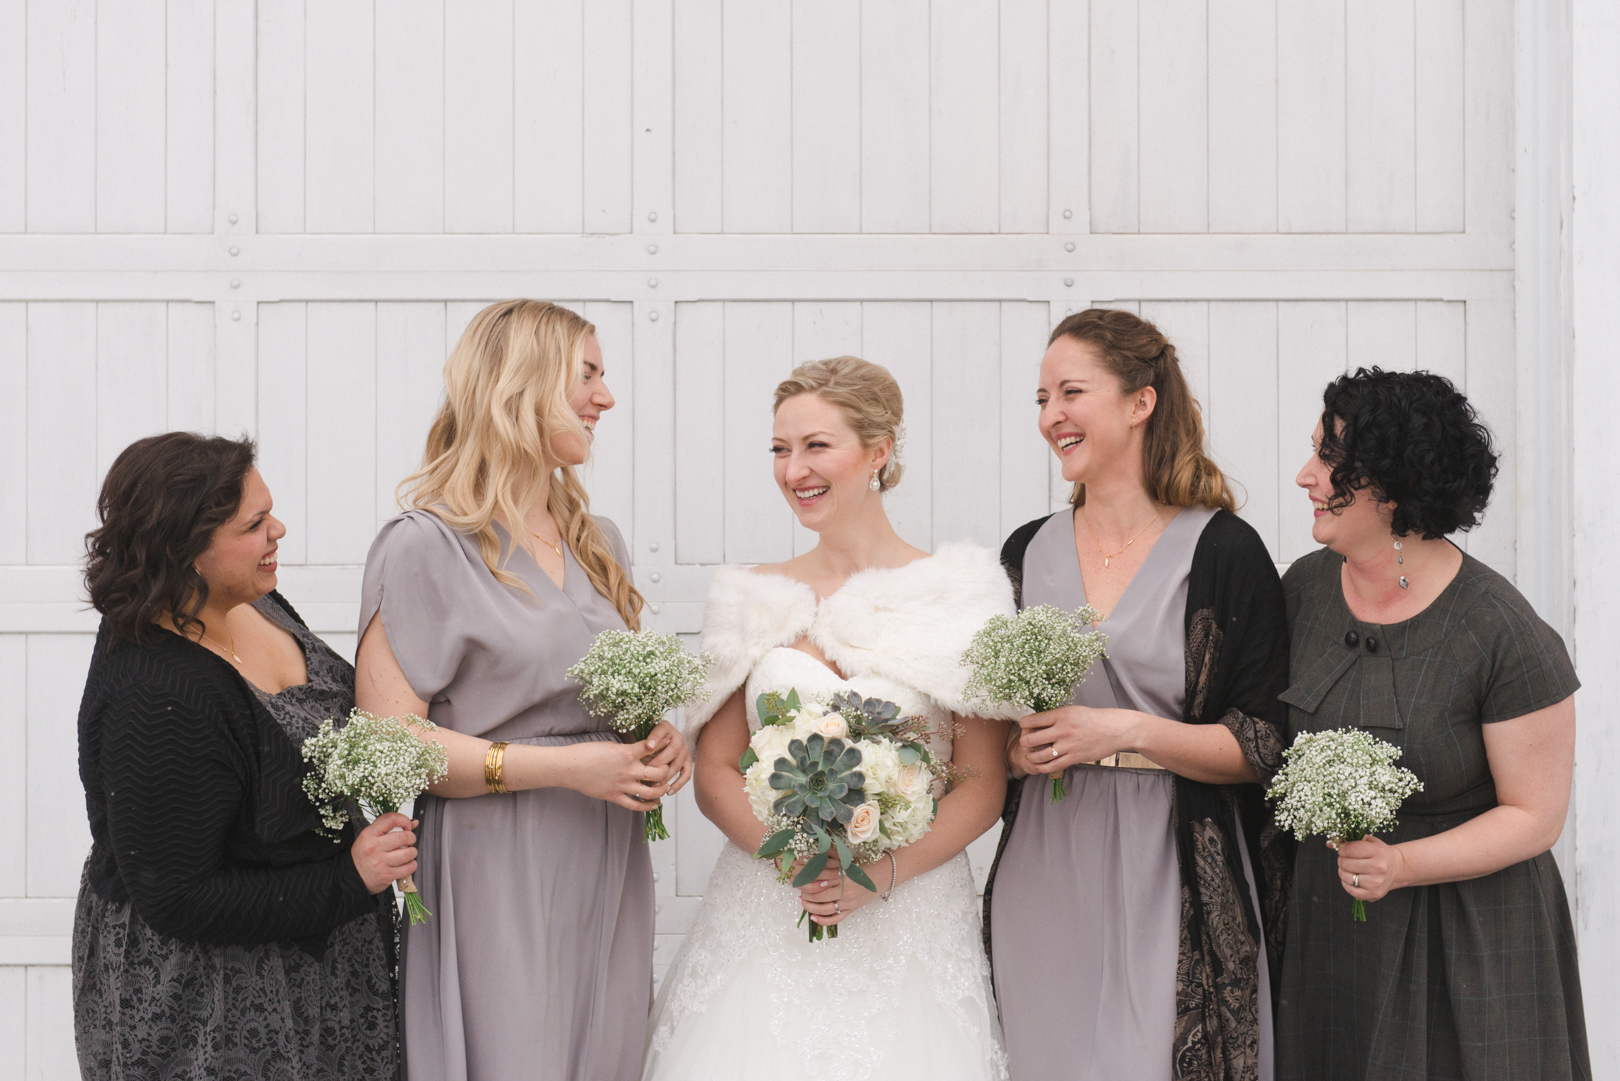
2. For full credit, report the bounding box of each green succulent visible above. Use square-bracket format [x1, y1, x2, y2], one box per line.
[829, 689, 899, 726]
[769, 733, 867, 825]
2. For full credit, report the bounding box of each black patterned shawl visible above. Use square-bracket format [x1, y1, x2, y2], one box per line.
[985, 509, 1294, 1081]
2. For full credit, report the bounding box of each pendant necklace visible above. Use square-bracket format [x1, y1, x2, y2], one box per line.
[529, 523, 563, 560]
[1081, 506, 1162, 569]
[1394, 539, 1409, 590]
[200, 628, 242, 664]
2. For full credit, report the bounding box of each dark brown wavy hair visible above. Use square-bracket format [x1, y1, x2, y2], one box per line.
[84, 432, 257, 647]
[1049, 309, 1236, 512]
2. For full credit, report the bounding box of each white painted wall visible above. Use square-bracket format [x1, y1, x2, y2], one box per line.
[0, 0, 1602, 1076]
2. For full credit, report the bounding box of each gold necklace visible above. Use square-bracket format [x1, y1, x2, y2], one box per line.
[199, 628, 242, 664]
[1081, 506, 1162, 568]
[527, 523, 563, 559]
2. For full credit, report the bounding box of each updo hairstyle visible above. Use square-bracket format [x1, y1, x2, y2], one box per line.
[1316, 367, 1498, 539]
[1049, 309, 1235, 512]
[84, 432, 258, 646]
[772, 356, 906, 492]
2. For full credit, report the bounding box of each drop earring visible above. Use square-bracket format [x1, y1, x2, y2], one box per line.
[1394, 539, 1409, 590]
[869, 470, 882, 492]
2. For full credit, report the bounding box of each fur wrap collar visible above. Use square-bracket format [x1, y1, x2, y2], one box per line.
[683, 542, 1018, 735]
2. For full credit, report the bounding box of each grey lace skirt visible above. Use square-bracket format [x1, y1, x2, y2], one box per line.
[72, 869, 397, 1081]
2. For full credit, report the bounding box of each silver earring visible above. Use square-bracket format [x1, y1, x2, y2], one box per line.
[1394, 539, 1409, 590]
[869, 470, 881, 491]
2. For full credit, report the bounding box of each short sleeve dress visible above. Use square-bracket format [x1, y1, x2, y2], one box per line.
[360, 510, 653, 1081]
[1275, 547, 1588, 1081]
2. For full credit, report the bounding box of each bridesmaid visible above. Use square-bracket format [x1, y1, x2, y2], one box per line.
[1276, 368, 1586, 1080]
[985, 309, 1291, 1081]
[354, 300, 692, 1081]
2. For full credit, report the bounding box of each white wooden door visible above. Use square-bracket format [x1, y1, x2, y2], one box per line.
[0, 0, 1547, 1074]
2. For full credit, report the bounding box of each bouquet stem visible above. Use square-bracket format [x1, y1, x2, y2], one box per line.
[397, 873, 432, 924]
[1049, 772, 1068, 803]
[1352, 898, 1367, 922]
[643, 805, 669, 842]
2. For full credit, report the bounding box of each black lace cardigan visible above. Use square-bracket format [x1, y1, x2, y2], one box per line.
[985, 509, 1294, 1081]
[77, 592, 376, 953]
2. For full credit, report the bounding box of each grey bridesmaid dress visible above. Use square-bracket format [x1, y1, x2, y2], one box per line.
[989, 506, 1273, 1081]
[359, 510, 654, 1081]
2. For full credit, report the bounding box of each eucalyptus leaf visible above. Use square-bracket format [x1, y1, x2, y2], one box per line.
[738, 747, 759, 771]
[793, 851, 829, 887]
[755, 828, 796, 858]
[898, 745, 921, 765]
[846, 861, 878, 893]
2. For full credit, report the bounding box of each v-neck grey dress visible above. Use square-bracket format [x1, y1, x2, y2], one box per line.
[360, 510, 653, 1081]
[990, 506, 1273, 1081]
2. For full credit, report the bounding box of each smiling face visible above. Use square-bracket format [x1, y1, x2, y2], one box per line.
[193, 467, 285, 610]
[551, 333, 615, 467]
[1296, 419, 1392, 554]
[1036, 335, 1155, 487]
[771, 392, 889, 532]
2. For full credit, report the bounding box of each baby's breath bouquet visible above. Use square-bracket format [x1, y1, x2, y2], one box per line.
[302, 709, 449, 924]
[1267, 727, 1423, 921]
[961, 604, 1108, 802]
[741, 689, 944, 942]
[567, 629, 712, 841]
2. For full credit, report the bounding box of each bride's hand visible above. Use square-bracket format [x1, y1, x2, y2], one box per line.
[796, 853, 878, 927]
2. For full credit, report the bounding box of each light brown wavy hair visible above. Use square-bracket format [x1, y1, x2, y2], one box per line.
[1050, 308, 1236, 512]
[772, 356, 905, 491]
[400, 299, 644, 628]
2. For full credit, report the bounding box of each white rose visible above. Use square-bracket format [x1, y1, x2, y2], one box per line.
[894, 762, 930, 803]
[846, 801, 881, 844]
[856, 739, 901, 793]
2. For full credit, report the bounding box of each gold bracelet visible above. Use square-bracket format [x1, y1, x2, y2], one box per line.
[484, 741, 510, 795]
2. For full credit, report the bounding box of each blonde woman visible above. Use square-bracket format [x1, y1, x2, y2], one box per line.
[355, 300, 690, 1081]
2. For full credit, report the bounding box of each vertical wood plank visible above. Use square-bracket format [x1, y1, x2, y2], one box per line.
[0, 968, 22, 1067]
[931, 303, 1001, 548]
[1278, 0, 1346, 232]
[721, 2, 792, 232]
[1346, 0, 1416, 232]
[1140, 301, 1210, 420]
[674, 302, 724, 563]
[672, 0, 723, 232]
[1414, 0, 1465, 232]
[0, 637, 24, 895]
[376, 0, 446, 233]
[375, 302, 447, 525]
[863, 302, 933, 549]
[96, 302, 169, 480]
[0, 304, 25, 562]
[515, 0, 583, 233]
[305, 0, 375, 232]
[1463, 300, 1515, 574]
[256, 0, 306, 232]
[1000, 302, 1051, 537]
[582, 302, 635, 535]
[1415, 300, 1466, 389]
[256, 303, 308, 564]
[1138, 0, 1207, 233]
[1088, 0, 1139, 232]
[167, 302, 216, 433]
[0, 0, 23, 231]
[26, 0, 96, 231]
[860, 0, 931, 233]
[930, 0, 999, 233]
[26, 303, 98, 562]
[25, 966, 77, 1081]
[165, 0, 214, 232]
[96, 0, 168, 231]
[1047, 0, 1089, 233]
[999, 0, 1048, 233]
[444, 0, 514, 233]
[723, 303, 794, 562]
[1208, 0, 1277, 232]
[1276, 301, 1348, 562]
[582, 0, 633, 233]
[791, 0, 861, 233]
[26, 635, 95, 896]
[306, 303, 377, 563]
[1347, 300, 1417, 371]
[1208, 302, 1279, 556]
[1461, 0, 1513, 237]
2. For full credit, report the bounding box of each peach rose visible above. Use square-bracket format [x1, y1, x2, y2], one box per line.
[846, 801, 881, 844]
[894, 763, 929, 803]
[814, 713, 849, 740]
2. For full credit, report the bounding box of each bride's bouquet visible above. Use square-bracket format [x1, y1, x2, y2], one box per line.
[961, 604, 1108, 803]
[741, 689, 942, 942]
[568, 628, 712, 841]
[1267, 727, 1423, 921]
[302, 709, 450, 923]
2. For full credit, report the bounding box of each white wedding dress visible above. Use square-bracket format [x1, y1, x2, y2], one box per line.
[642, 545, 1017, 1081]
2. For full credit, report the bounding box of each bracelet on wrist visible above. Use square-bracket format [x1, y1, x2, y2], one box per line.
[484, 741, 510, 795]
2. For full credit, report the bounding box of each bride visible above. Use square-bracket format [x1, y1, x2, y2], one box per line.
[643, 357, 1015, 1081]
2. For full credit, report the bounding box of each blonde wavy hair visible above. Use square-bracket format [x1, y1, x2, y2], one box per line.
[400, 299, 644, 628]
[772, 356, 905, 491]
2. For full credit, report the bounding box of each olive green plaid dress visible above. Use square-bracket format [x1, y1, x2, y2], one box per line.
[1275, 548, 1588, 1081]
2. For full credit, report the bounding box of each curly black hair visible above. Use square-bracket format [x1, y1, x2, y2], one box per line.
[1316, 367, 1497, 540]
[84, 432, 257, 646]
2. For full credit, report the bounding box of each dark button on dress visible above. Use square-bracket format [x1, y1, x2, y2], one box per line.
[1275, 548, 1588, 1081]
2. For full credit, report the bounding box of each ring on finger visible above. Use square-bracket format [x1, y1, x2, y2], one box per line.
[1352, 873, 1360, 888]
[1051, 746, 1059, 759]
